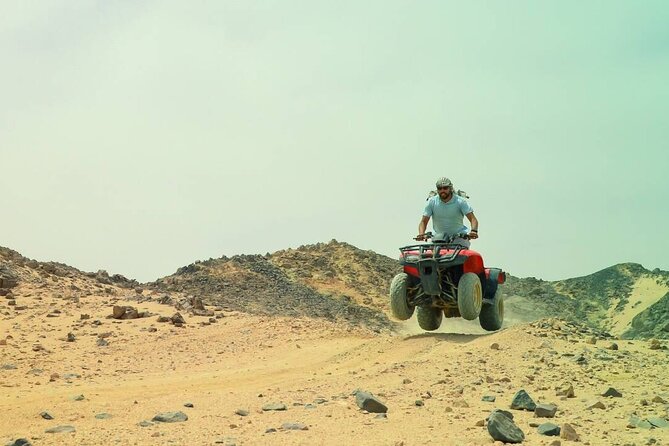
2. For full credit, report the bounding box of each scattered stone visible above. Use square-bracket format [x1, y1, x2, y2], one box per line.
[6, 439, 31, 446]
[235, 409, 249, 416]
[152, 411, 188, 423]
[415, 400, 424, 407]
[138, 421, 153, 427]
[45, 425, 76, 433]
[488, 409, 514, 421]
[66, 333, 75, 342]
[112, 305, 140, 320]
[265, 428, 277, 433]
[157, 316, 170, 323]
[96, 338, 108, 347]
[40, 411, 54, 420]
[601, 387, 622, 398]
[482, 395, 496, 402]
[184, 402, 194, 408]
[71, 394, 85, 401]
[560, 423, 580, 441]
[148, 327, 157, 333]
[487, 410, 525, 443]
[608, 342, 619, 350]
[281, 422, 308, 430]
[648, 418, 669, 428]
[652, 395, 667, 404]
[556, 383, 575, 398]
[538, 423, 561, 436]
[586, 336, 597, 345]
[628, 415, 653, 430]
[1, 363, 17, 370]
[649, 339, 662, 350]
[80, 314, 90, 320]
[586, 400, 606, 410]
[170, 312, 185, 325]
[354, 391, 388, 413]
[535, 403, 558, 418]
[490, 343, 500, 350]
[95, 413, 112, 419]
[510, 389, 536, 411]
[262, 403, 287, 411]
[402, 378, 412, 384]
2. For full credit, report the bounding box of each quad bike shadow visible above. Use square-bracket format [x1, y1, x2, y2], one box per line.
[390, 232, 506, 332]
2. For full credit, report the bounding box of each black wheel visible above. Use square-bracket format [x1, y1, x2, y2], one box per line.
[389, 273, 414, 320]
[416, 306, 443, 331]
[457, 272, 483, 320]
[479, 288, 504, 331]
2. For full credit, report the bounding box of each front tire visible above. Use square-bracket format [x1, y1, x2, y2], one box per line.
[389, 273, 414, 320]
[457, 272, 483, 320]
[479, 289, 504, 331]
[417, 306, 443, 331]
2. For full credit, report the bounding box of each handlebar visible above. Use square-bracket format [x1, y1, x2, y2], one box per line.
[414, 232, 471, 242]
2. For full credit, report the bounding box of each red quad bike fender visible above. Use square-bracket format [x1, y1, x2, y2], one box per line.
[401, 248, 486, 277]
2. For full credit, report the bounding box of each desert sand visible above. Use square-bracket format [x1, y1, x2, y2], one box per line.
[2, 277, 669, 446]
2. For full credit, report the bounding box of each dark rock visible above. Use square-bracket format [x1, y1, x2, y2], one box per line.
[170, 312, 186, 325]
[510, 389, 536, 411]
[487, 410, 525, 443]
[601, 387, 622, 397]
[6, 439, 32, 446]
[94, 413, 112, 419]
[482, 395, 496, 402]
[354, 391, 388, 413]
[184, 402, 194, 408]
[538, 422, 561, 436]
[487, 409, 514, 421]
[66, 333, 75, 342]
[138, 421, 153, 427]
[152, 411, 188, 423]
[535, 403, 558, 418]
[648, 417, 669, 428]
[235, 409, 249, 416]
[40, 411, 54, 420]
[71, 394, 85, 401]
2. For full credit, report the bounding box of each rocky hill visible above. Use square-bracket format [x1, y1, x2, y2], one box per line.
[503, 263, 669, 339]
[149, 240, 400, 331]
[0, 246, 138, 299]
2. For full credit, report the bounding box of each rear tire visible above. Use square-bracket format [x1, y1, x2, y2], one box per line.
[417, 306, 443, 331]
[479, 289, 504, 331]
[389, 273, 414, 321]
[457, 272, 483, 320]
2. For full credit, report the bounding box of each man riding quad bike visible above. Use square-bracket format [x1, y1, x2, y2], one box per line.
[389, 232, 506, 331]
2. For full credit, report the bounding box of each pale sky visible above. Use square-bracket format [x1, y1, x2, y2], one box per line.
[2, 1, 668, 283]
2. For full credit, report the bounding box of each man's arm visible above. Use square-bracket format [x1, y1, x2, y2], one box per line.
[465, 212, 478, 239]
[417, 215, 430, 240]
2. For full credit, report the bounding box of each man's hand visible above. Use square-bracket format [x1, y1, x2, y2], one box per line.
[414, 234, 427, 241]
[468, 231, 479, 240]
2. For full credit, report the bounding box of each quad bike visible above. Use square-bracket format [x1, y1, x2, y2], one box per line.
[389, 232, 506, 331]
